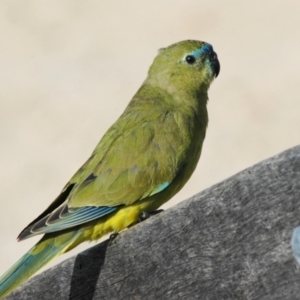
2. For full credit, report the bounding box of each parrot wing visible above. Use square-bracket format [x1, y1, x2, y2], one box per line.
[19, 100, 186, 240]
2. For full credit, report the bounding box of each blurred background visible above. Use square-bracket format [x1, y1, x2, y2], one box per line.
[0, 0, 299, 276]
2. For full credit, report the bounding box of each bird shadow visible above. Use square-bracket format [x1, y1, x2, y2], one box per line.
[68, 239, 109, 300]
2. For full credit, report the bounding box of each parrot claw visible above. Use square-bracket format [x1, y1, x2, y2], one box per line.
[139, 209, 164, 222]
[108, 232, 119, 245]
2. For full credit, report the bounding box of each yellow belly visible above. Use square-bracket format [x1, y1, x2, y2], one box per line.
[65, 182, 182, 253]
[76, 198, 158, 245]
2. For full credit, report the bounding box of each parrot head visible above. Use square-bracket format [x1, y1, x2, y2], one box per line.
[147, 40, 220, 96]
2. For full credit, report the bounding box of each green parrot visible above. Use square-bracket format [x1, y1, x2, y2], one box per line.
[0, 40, 220, 298]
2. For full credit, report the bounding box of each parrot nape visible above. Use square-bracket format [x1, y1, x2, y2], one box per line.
[0, 40, 220, 298]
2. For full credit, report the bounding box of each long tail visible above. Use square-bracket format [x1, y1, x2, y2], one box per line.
[0, 230, 80, 299]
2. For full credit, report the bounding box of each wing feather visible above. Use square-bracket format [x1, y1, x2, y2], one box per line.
[19, 90, 192, 240]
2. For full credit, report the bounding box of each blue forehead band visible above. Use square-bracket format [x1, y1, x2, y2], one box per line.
[188, 44, 213, 59]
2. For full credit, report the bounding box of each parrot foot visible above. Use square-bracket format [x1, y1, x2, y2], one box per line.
[139, 209, 164, 222]
[108, 232, 119, 245]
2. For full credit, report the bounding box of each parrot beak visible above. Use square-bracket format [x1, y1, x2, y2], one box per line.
[210, 52, 220, 78]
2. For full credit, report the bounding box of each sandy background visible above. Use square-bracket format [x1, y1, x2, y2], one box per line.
[0, 1, 299, 276]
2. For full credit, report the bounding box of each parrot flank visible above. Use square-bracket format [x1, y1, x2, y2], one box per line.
[0, 40, 220, 298]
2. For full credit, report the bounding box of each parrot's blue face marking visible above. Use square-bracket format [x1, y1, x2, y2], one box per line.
[150, 182, 170, 196]
[189, 44, 213, 59]
[181, 43, 214, 65]
[181, 43, 219, 77]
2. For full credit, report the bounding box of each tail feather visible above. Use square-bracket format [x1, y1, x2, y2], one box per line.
[0, 230, 80, 299]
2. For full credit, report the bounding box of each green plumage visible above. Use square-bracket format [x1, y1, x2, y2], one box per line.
[0, 40, 219, 298]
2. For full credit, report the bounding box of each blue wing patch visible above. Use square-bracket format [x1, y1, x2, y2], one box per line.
[31, 205, 118, 234]
[149, 182, 170, 197]
[25, 181, 170, 238]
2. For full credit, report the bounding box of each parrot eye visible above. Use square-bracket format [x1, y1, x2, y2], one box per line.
[185, 55, 196, 64]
